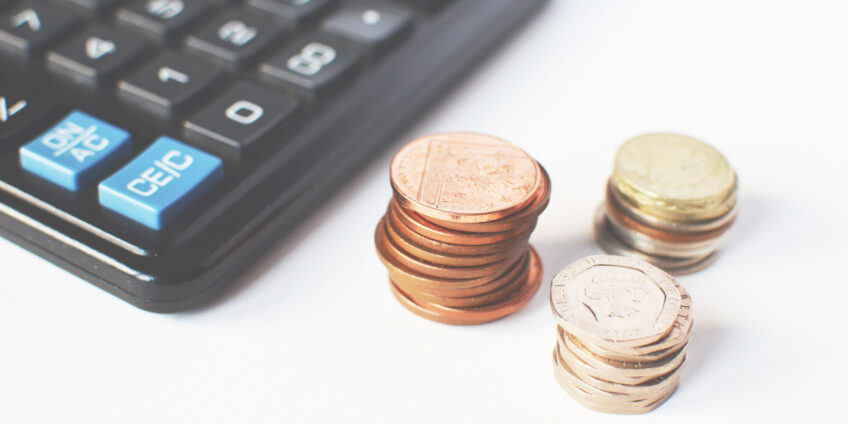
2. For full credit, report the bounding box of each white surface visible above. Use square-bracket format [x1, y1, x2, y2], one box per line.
[2, 1, 847, 422]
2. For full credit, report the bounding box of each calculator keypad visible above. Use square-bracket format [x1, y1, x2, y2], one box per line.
[99, 136, 223, 230]
[20, 111, 132, 191]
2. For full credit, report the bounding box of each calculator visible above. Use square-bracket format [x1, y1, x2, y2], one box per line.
[0, 0, 547, 312]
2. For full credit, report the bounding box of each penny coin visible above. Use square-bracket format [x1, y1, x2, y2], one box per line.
[550, 255, 682, 349]
[388, 247, 543, 325]
[424, 163, 551, 233]
[377, 218, 522, 279]
[388, 202, 531, 255]
[391, 132, 542, 223]
[612, 133, 737, 222]
[384, 214, 525, 267]
[390, 198, 536, 246]
[375, 226, 529, 296]
[393, 263, 528, 308]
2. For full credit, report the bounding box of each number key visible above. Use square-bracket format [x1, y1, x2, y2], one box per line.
[259, 33, 359, 98]
[185, 10, 284, 67]
[118, 52, 223, 118]
[46, 26, 150, 87]
[117, 0, 214, 40]
[183, 81, 299, 158]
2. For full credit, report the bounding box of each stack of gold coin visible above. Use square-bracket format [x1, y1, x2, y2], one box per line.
[550, 255, 693, 414]
[595, 133, 739, 275]
[375, 132, 550, 325]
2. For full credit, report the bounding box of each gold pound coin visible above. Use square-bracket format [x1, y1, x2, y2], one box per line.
[612, 133, 737, 222]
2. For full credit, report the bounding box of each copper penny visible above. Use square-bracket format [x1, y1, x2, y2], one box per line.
[390, 251, 529, 302]
[394, 261, 528, 308]
[388, 247, 543, 325]
[377, 218, 522, 279]
[424, 163, 551, 233]
[375, 222, 527, 294]
[388, 201, 531, 255]
[390, 132, 541, 223]
[391, 197, 536, 245]
[384, 212, 528, 267]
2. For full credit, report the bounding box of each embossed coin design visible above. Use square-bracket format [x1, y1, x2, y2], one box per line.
[595, 133, 739, 274]
[549, 255, 694, 414]
[390, 132, 541, 223]
[377, 133, 549, 325]
[612, 133, 737, 221]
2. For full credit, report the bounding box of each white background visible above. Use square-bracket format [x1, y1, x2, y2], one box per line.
[2, 1, 847, 422]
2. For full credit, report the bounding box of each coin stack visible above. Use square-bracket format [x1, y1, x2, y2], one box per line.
[594, 133, 738, 275]
[375, 132, 550, 325]
[550, 255, 693, 414]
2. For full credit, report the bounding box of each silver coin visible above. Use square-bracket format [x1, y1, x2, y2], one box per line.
[603, 206, 725, 259]
[594, 206, 718, 276]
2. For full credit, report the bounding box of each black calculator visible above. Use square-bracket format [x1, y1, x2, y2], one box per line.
[0, 0, 546, 312]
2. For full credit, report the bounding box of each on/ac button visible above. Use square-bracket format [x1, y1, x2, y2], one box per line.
[98, 136, 223, 230]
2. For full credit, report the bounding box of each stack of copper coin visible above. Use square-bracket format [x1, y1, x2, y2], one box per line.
[595, 133, 739, 275]
[550, 255, 693, 414]
[375, 132, 550, 325]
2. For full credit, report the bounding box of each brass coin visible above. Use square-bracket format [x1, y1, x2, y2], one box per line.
[605, 181, 736, 242]
[611, 133, 738, 222]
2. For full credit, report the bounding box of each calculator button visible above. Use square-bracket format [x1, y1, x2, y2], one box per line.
[118, 52, 223, 117]
[0, 2, 81, 59]
[260, 33, 359, 97]
[98, 136, 223, 230]
[248, 0, 334, 24]
[0, 87, 56, 149]
[116, 0, 214, 40]
[185, 10, 284, 66]
[19, 111, 132, 191]
[46, 26, 150, 87]
[183, 81, 298, 158]
[322, 1, 411, 50]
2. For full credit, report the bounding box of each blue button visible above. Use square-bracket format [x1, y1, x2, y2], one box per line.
[19, 111, 132, 191]
[98, 137, 223, 230]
